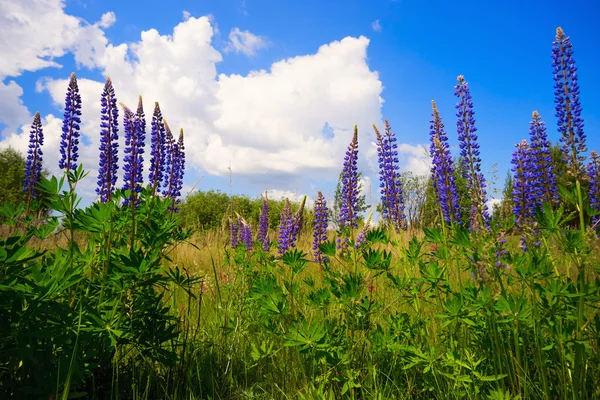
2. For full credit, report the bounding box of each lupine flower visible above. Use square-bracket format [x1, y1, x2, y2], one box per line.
[528, 111, 558, 206]
[553, 27, 587, 179]
[257, 193, 270, 251]
[373, 120, 406, 231]
[96, 77, 119, 202]
[511, 140, 536, 228]
[58, 73, 82, 177]
[23, 112, 44, 203]
[455, 75, 489, 231]
[243, 221, 253, 251]
[169, 129, 185, 212]
[121, 101, 145, 207]
[230, 217, 239, 248]
[339, 126, 360, 229]
[149, 102, 166, 196]
[312, 191, 328, 263]
[588, 151, 600, 226]
[162, 120, 175, 195]
[429, 101, 461, 225]
[278, 198, 293, 256]
[289, 196, 306, 248]
[495, 230, 508, 269]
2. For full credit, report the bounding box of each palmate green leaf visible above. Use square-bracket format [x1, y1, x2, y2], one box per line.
[361, 248, 392, 271]
[283, 320, 327, 352]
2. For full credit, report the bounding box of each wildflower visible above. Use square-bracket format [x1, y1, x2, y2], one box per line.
[23, 112, 44, 203]
[553, 27, 587, 179]
[257, 193, 270, 251]
[588, 151, 600, 225]
[312, 191, 329, 262]
[289, 196, 306, 248]
[243, 221, 253, 251]
[511, 140, 536, 228]
[339, 126, 360, 229]
[149, 102, 166, 196]
[429, 101, 461, 225]
[278, 198, 293, 256]
[528, 111, 558, 206]
[58, 73, 82, 177]
[96, 77, 119, 202]
[121, 100, 145, 207]
[162, 120, 175, 196]
[163, 122, 185, 211]
[230, 217, 239, 248]
[374, 120, 406, 231]
[455, 75, 489, 231]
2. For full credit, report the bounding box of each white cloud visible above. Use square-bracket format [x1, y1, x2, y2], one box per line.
[224, 27, 268, 56]
[97, 11, 116, 29]
[0, 0, 112, 78]
[0, 80, 30, 134]
[182, 10, 191, 21]
[371, 19, 382, 32]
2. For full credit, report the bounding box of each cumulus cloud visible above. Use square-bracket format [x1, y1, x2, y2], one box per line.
[224, 27, 268, 56]
[371, 19, 382, 32]
[0, 80, 30, 134]
[97, 11, 116, 29]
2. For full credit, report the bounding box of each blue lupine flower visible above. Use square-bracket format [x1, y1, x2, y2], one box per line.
[96, 77, 119, 202]
[429, 101, 461, 225]
[339, 126, 360, 229]
[278, 198, 293, 256]
[258, 193, 270, 251]
[23, 112, 44, 202]
[243, 221, 253, 251]
[374, 120, 406, 231]
[289, 196, 306, 249]
[58, 73, 82, 176]
[162, 120, 175, 196]
[588, 151, 600, 226]
[511, 140, 536, 228]
[528, 111, 558, 206]
[455, 75, 489, 231]
[230, 217, 239, 248]
[312, 191, 328, 263]
[149, 102, 166, 195]
[121, 100, 145, 207]
[168, 129, 185, 212]
[553, 27, 587, 179]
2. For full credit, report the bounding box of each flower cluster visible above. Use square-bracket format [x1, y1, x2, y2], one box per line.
[257, 194, 270, 251]
[58, 73, 82, 177]
[278, 198, 293, 256]
[121, 99, 145, 207]
[242, 221, 253, 251]
[429, 101, 461, 225]
[23, 112, 44, 202]
[374, 120, 406, 231]
[312, 191, 328, 263]
[149, 102, 166, 196]
[96, 78, 119, 202]
[163, 122, 185, 211]
[230, 217, 239, 248]
[339, 126, 360, 229]
[511, 140, 536, 228]
[588, 151, 600, 226]
[455, 75, 489, 231]
[528, 111, 558, 206]
[553, 27, 587, 179]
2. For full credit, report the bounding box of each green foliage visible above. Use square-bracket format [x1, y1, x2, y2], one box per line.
[0, 147, 26, 207]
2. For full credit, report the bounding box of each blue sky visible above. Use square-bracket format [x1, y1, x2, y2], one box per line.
[1, 0, 599, 209]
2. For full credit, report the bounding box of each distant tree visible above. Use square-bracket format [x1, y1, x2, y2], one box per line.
[0, 147, 27, 207]
[399, 171, 429, 228]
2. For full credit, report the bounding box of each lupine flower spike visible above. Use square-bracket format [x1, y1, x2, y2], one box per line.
[149, 102, 166, 196]
[243, 221, 253, 251]
[373, 120, 406, 231]
[553, 27, 587, 179]
[339, 126, 360, 229]
[511, 140, 536, 250]
[121, 102, 145, 207]
[96, 77, 119, 202]
[588, 151, 600, 227]
[257, 193, 270, 251]
[289, 196, 306, 248]
[528, 111, 558, 206]
[23, 112, 44, 210]
[455, 75, 489, 231]
[278, 198, 293, 256]
[230, 217, 239, 248]
[312, 191, 328, 263]
[429, 101, 461, 225]
[58, 73, 82, 184]
[162, 119, 175, 195]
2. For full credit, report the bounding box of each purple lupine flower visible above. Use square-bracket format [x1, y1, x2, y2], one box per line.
[58, 73, 82, 177]
[162, 120, 175, 196]
[96, 77, 119, 203]
[512, 140, 538, 250]
[243, 221, 253, 251]
[169, 129, 185, 212]
[23, 112, 44, 203]
[289, 196, 306, 248]
[528, 111, 558, 206]
[230, 217, 239, 248]
[121, 100, 145, 207]
[339, 126, 360, 229]
[429, 101, 461, 225]
[149, 102, 166, 196]
[455, 75, 489, 231]
[257, 193, 270, 251]
[278, 198, 293, 256]
[312, 191, 328, 263]
[553, 27, 587, 179]
[588, 151, 600, 226]
[374, 120, 406, 231]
